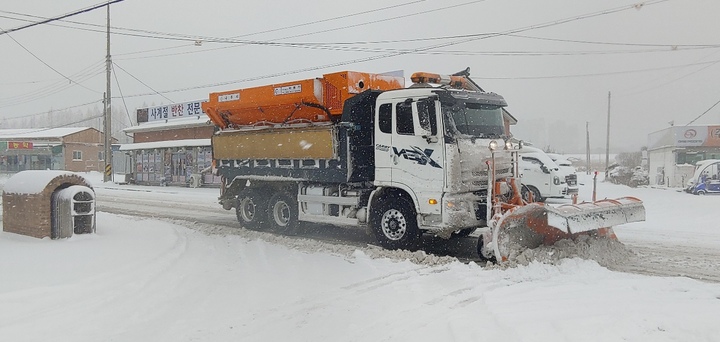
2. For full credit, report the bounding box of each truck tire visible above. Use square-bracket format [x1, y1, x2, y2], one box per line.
[236, 189, 268, 230]
[266, 191, 299, 234]
[521, 185, 544, 203]
[371, 196, 421, 250]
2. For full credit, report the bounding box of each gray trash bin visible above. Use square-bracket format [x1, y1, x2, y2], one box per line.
[52, 185, 96, 238]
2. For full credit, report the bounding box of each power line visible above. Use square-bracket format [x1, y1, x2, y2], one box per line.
[0, 0, 125, 36]
[505, 33, 720, 48]
[0, 26, 100, 94]
[112, 62, 174, 103]
[0, 61, 105, 109]
[686, 99, 720, 126]
[111, 63, 134, 127]
[1, 100, 102, 121]
[116, 0, 490, 60]
[0, 1, 428, 58]
[478, 59, 720, 80]
[119, 0, 673, 97]
[617, 50, 720, 97]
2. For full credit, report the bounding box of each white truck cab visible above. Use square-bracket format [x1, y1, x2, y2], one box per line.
[518, 146, 578, 201]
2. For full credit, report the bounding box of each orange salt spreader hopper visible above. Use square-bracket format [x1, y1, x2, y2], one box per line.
[202, 71, 405, 129]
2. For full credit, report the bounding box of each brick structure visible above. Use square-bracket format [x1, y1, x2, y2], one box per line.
[2, 171, 93, 239]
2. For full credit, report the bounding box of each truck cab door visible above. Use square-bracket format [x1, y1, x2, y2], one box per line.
[374, 103, 394, 186]
[390, 98, 444, 205]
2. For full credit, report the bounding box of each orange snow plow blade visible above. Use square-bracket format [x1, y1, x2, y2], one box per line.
[491, 197, 645, 262]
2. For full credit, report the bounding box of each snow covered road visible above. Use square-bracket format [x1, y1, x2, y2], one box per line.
[91, 174, 720, 283]
[2, 173, 720, 341]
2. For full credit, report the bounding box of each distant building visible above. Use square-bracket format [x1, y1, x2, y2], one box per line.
[647, 125, 720, 187]
[120, 100, 221, 187]
[0, 127, 111, 173]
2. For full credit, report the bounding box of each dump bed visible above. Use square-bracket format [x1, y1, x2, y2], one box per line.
[213, 90, 384, 184]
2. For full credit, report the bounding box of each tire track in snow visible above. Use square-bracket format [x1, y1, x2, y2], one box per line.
[96, 192, 720, 283]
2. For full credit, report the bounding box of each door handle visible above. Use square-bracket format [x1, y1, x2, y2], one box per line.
[392, 154, 398, 165]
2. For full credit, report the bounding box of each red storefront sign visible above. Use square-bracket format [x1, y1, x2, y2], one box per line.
[7, 141, 33, 149]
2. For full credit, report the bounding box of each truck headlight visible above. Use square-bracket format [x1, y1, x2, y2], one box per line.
[553, 175, 560, 185]
[488, 140, 498, 151]
[446, 200, 470, 212]
[504, 140, 513, 150]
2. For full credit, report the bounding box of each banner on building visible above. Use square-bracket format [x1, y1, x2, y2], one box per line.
[648, 125, 720, 149]
[136, 100, 207, 124]
[675, 126, 720, 147]
[7, 141, 33, 150]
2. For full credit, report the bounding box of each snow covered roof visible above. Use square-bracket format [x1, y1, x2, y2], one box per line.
[123, 116, 213, 134]
[119, 138, 210, 151]
[0, 127, 92, 140]
[3, 170, 88, 195]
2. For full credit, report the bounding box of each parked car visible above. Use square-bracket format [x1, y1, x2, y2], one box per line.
[518, 146, 578, 202]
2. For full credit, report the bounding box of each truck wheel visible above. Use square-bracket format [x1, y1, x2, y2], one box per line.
[371, 196, 421, 250]
[521, 185, 544, 203]
[236, 189, 268, 230]
[267, 191, 298, 233]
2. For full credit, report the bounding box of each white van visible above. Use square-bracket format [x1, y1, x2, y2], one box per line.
[546, 153, 577, 177]
[518, 146, 579, 202]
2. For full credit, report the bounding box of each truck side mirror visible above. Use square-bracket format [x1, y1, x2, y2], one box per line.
[541, 165, 550, 174]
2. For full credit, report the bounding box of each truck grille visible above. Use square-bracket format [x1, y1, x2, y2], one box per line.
[565, 174, 577, 186]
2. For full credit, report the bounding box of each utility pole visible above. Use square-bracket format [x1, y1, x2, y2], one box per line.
[586, 121, 590, 175]
[103, 2, 113, 182]
[604, 91, 611, 179]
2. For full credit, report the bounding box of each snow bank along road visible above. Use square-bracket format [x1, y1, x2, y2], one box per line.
[92, 176, 720, 283]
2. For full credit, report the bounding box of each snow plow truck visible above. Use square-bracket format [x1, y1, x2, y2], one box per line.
[201, 68, 645, 262]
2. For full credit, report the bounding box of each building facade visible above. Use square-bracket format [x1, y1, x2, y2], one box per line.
[647, 125, 720, 187]
[121, 100, 221, 187]
[0, 127, 110, 173]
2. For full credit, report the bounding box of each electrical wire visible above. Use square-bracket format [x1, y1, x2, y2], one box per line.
[0, 25, 101, 94]
[111, 63, 135, 127]
[112, 62, 174, 103]
[1, 99, 102, 122]
[119, 0, 674, 97]
[0, 0, 125, 36]
[504, 33, 720, 48]
[686, 99, 720, 126]
[116, 0, 490, 60]
[478, 59, 720, 80]
[0, 61, 106, 108]
[0, 1, 428, 58]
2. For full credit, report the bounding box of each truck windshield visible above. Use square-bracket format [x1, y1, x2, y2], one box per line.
[444, 102, 505, 138]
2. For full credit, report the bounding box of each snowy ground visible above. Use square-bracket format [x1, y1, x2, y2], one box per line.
[1, 172, 720, 341]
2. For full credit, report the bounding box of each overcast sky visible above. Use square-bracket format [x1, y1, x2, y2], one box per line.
[1, 0, 719, 152]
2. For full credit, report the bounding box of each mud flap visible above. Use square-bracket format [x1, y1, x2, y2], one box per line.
[483, 197, 645, 262]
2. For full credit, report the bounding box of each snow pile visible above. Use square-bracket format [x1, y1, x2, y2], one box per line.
[489, 235, 636, 269]
[516, 235, 635, 266]
[2, 170, 83, 194]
